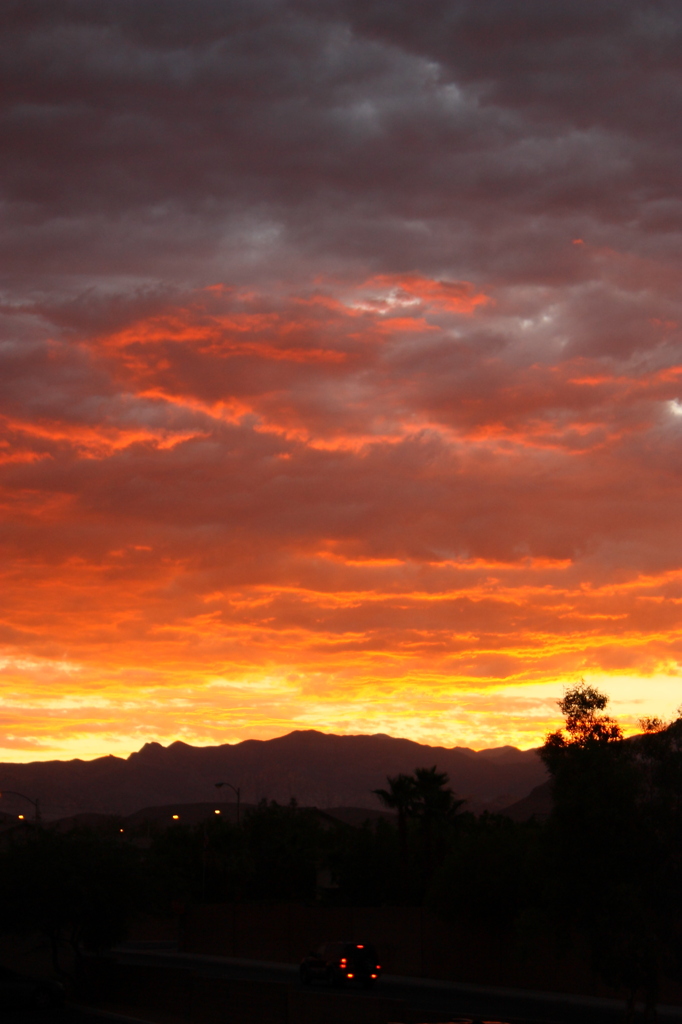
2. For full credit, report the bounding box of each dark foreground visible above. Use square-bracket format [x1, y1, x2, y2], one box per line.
[0, 992, 673, 1024]
[87, 945, 682, 1024]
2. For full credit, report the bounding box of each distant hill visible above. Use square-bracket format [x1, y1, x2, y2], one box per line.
[0, 730, 547, 821]
[49, 802, 399, 833]
[498, 780, 553, 821]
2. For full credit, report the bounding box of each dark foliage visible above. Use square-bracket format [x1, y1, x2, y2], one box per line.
[427, 812, 543, 927]
[0, 825, 139, 976]
[540, 682, 682, 1021]
[141, 799, 326, 905]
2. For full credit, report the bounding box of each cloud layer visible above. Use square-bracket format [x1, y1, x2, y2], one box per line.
[2, 0, 682, 757]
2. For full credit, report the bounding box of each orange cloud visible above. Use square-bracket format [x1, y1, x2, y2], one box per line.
[1, 277, 682, 759]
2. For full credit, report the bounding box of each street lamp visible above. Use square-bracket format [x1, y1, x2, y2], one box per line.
[215, 781, 240, 824]
[0, 790, 41, 823]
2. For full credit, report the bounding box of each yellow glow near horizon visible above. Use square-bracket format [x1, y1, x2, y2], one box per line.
[0, 663, 679, 762]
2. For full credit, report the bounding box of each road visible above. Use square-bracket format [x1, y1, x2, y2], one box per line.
[104, 945, 682, 1024]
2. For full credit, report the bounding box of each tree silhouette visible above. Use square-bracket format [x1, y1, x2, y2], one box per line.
[412, 766, 463, 815]
[540, 682, 661, 1021]
[373, 772, 416, 863]
[412, 766, 465, 874]
[543, 681, 622, 754]
[374, 766, 465, 884]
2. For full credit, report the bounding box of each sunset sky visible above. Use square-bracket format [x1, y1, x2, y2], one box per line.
[2, 0, 682, 761]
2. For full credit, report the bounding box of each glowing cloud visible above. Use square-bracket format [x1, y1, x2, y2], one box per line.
[1, 1, 682, 759]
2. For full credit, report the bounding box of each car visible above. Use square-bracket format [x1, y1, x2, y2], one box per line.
[0, 966, 65, 1012]
[300, 941, 381, 988]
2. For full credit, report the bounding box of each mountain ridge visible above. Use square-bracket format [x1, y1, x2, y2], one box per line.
[0, 729, 547, 820]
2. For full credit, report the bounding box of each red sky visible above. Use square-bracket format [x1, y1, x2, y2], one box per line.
[2, 0, 682, 760]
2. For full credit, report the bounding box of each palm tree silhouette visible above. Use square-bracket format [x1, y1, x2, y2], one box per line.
[412, 766, 465, 872]
[373, 772, 416, 862]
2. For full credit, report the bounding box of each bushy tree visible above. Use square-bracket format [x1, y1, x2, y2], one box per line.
[240, 800, 324, 901]
[325, 816, 402, 906]
[540, 682, 682, 1021]
[427, 812, 543, 929]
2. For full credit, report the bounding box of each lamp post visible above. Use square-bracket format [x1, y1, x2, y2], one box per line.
[215, 781, 240, 824]
[0, 789, 41, 823]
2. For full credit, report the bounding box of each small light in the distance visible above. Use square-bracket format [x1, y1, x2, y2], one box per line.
[214, 809, 221, 814]
[172, 814, 179, 819]
[17, 814, 24, 820]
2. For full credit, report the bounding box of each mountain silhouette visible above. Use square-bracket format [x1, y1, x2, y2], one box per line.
[0, 730, 546, 820]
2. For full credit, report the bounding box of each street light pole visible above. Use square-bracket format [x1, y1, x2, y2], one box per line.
[0, 789, 41, 823]
[215, 781, 240, 824]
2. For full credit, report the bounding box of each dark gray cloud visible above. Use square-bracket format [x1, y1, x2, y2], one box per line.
[3, 0, 681, 301]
